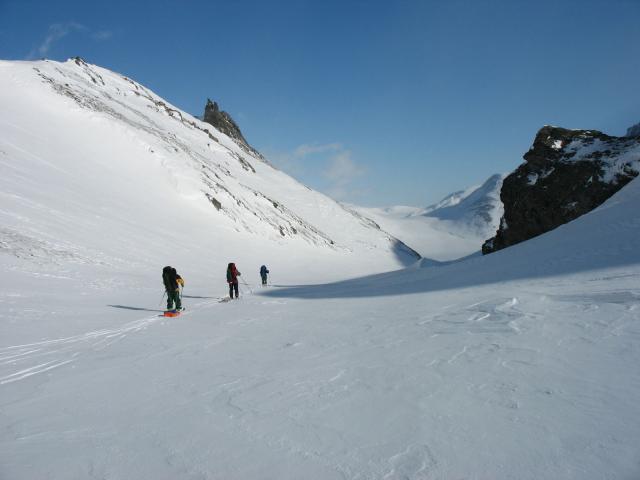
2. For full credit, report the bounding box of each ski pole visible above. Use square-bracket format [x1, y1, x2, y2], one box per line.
[159, 291, 166, 306]
[240, 277, 253, 294]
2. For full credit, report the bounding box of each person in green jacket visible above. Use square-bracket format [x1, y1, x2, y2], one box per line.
[162, 265, 184, 311]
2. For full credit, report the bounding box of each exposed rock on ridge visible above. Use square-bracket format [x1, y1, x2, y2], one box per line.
[18, 58, 419, 262]
[203, 99, 263, 159]
[482, 125, 640, 254]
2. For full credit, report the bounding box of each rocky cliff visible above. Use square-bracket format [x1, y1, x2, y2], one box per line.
[202, 99, 263, 159]
[482, 125, 640, 254]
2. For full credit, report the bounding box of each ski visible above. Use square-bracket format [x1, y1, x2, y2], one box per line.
[163, 307, 183, 317]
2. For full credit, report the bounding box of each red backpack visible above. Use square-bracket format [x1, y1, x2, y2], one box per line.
[227, 263, 238, 282]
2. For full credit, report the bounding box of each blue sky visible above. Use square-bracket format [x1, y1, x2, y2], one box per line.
[1, 0, 639, 206]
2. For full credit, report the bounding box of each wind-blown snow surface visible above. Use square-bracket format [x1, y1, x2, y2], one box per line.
[354, 174, 504, 260]
[2, 180, 640, 480]
[1, 59, 640, 479]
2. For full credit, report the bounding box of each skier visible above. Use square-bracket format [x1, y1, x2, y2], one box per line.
[226, 262, 241, 299]
[162, 266, 184, 311]
[260, 265, 269, 286]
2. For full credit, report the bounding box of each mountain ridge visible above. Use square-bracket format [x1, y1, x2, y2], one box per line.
[0, 58, 419, 281]
[351, 173, 503, 261]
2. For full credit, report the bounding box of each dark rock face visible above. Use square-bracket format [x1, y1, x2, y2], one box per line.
[482, 125, 640, 254]
[202, 99, 263, 159]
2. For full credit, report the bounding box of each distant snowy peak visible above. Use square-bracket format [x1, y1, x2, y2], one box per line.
[372, 205, 423, 219]
[422, 185, 479, 214]
[422, 173, 505, 230]
[349, 174, 504, 261]
[376, 173, 505, 230]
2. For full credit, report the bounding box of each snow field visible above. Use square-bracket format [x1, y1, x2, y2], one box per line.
[1, 268, 639, 479]
[1, 58, 639, 479]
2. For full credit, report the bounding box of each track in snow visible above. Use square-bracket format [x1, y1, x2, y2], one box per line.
[0, 296, 221, 385]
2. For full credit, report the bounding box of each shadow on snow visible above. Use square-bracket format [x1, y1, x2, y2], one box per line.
[262, 218, 640, 299]
[108, 305, 164, 313]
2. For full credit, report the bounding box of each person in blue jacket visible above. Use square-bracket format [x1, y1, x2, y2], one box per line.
[259, 265, 269, 286]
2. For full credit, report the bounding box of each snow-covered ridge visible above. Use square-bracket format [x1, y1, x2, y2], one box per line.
[421, 184, 480, 214]
[555, 134, 640, 184]
[0, 58, 418, 275]
[28, 58, 342, 245]
[351, 174, 504, 261]
[421, 173, 504, 229]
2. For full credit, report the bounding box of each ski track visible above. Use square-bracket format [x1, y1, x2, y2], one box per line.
[0, 297, 219, 385]
[1, 284, 640, 478]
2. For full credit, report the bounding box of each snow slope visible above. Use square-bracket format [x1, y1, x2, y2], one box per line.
[0, 58, 417, 290]
[354, 174, 504, 260]
[1, 59, 639, 479]
[2, 177, 639, 479]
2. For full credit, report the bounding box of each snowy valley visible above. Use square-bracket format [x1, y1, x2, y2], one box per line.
[352, 173, 504, 261]
[1, 59, 639, 479]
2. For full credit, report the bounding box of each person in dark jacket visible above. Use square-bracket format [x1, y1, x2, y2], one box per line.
[259, 265, 269, 286]
[226, 262, 241, 299]
[162, 266, 184, 311]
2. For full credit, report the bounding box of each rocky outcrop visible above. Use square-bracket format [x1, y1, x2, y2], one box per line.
[202, 99, 263, 159]
[482, 126, 640, 254]
[627, 122, 640, 138]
